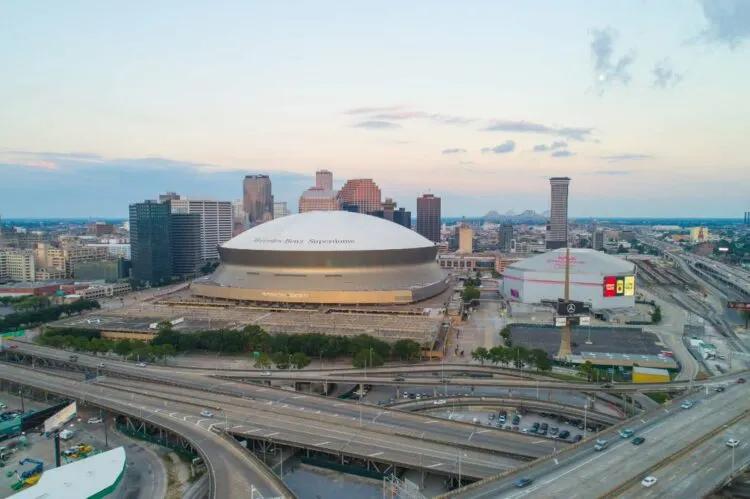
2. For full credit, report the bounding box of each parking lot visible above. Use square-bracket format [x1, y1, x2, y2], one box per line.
[508, 324, 665, 356]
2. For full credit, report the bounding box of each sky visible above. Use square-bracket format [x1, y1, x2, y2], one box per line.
[1, 0, 750, 218]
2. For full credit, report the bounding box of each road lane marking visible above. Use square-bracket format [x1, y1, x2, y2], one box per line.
[281, 404, 288, 408]
[468, 432, 475, 442]
[427, 463, 442, 468]
[334, 403, 344, 407]
[531, 440, 545, 444]
[369, 451, 384, 457]
[196, 419, 208, 425]
[478, 429, 491, 434]
[266, 401, 273, 405]
[169, 412, 178, 417]
[232, 425, 244, 430]
[293, 395, 306, 399]
[314, 441, 330, 446]
[266, 432, 279, 437]
[299, 407, 305, 411]
[425, 420, 439, 424]
[243, 428, 262, 434]
[257, 388, 267, 392]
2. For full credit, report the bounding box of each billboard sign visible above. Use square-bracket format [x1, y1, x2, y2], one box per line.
[554, 317, 567, 327]
[579, 316, 591, 326]
[728, 301, 750, 311]
[556, 300, 590, 316]
[616, 277, 625, 296]
[624, 276, 635, 296]
[44, 401, 77, 434]
[603, 276, 616, 297]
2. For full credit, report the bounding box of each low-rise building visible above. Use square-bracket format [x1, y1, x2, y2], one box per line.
[0, 249, 36, 281]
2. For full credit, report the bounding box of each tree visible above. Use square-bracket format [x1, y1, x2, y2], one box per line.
[114, 339, 133, 358]
[512, 347, 530, 369]
[254, 352, 272, 369]
[352, 349, 384, 369]
[488, 346, 506, 366]
[272, 352, 290, 369]
[499, 326, 511, 345]
[577, 360, 596, 381]
[529, 348, 552, 372]
[651, 305, 662, 324]
[392, 339, 421, 360]
[461, 286, 481, 304]
[290, 352, 311, 370]
[471, 347, 489, 365]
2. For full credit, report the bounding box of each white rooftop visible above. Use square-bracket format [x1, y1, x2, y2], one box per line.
[12, 446, 126, 499]
[508, 248, 634, 275]
[223, 211, 435, 252]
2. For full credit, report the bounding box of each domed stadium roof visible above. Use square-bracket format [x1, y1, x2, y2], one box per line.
[222, 211, 434, 252]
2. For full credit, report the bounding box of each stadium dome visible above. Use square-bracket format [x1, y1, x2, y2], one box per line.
[502, 248, 636, 309]
[192, 211, 449, 305]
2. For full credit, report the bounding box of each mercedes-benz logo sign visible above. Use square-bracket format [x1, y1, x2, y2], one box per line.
[567, 304, 576, 314]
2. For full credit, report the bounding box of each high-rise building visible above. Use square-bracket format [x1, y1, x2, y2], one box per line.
[546, 177, 571, 250]
[170, 213, 202, 276]
[393, 208, 411, 229]
[338, 179, 382, 214]
[416, 194, 441, 243]
[0, 249, 35, 281]
[129, 201, 173, 285]
[243, 175, 274, 223]
[499, 223, 514, 252]
[458, 224, 473, 254]
[159, 192, 181, 203]
[169, 199, 233, 261]
[315, 170, 334, 191]
[299, 188, 340, 213]
[745, 211, 750, 225]
[232, 199, 247, 235]
[273, 202, 290, 218]
[381, 198, 396, 221]
[592, 229, 605, 250]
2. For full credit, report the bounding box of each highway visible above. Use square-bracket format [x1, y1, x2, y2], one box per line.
[0, 364, 293, 499]
[443, 379, 750, 498]
[617, 415, 750, 499]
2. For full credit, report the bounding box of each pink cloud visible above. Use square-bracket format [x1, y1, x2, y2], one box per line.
[22, 160, 58, 170]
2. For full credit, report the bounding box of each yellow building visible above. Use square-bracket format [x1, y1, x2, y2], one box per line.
[690, 227, 709, 243]
[632, 366, 670, 383]
[458, 224, 473, 254]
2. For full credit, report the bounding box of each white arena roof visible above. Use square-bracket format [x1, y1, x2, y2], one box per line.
[223, 211, 435, 252]
[508, 248, 634, 275]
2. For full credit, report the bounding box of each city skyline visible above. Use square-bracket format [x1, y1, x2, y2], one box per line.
[1, 1, 750, 218]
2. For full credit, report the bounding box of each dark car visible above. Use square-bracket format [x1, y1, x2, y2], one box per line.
[573, 434, 583, 442]
[558, 430, 570, 439]
[715, 386, 726, 392]
[514, 477, 533, 488]
[738, 378, 747, 384]
[632, 437, 646, 445]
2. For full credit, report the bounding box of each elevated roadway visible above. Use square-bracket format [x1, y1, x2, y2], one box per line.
[442, 380, 750, 498]
[0, 364, 293, 499]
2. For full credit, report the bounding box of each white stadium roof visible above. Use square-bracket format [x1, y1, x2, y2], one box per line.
[508, 248, 634, 275]
[223, 211, 435, 252]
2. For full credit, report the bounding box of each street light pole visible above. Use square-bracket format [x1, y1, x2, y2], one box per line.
[536, 380, 539, 400]
[583, 401, 588, 439]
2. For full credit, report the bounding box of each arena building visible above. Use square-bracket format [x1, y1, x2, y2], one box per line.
[191, 211, 449, 305]
[502, 248, 636, 309]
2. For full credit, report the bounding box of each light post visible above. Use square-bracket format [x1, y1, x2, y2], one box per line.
[536, 380, 540, 400]
[277, 446, 283, 478]
[583, 400, 588, 439]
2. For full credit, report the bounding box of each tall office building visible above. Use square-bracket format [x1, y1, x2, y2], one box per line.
[243, 175, 274, 224]
[169, 198, 232, 261]
[458, 224, 473, 254]
[232, 199, 247, 235]
[381, 198, 397, 221]
[592, 229, 605, 250]
[170, 213, 202, 276]
[416, 194, 441, 243]
[299, 188, 340, 213]
[393, 208, 411, 229]
[546, 177, 571, 250]
[498, 223, 514, 252]
[315, 170, 334, 191]
[159, 192, 181, 203]
[338, 179, 382, 214]
[129, 201, 173, 285]
[273, 201, 290, 218]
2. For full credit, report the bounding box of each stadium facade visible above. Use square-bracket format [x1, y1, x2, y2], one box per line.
[191, 211, 449, 304]
[502, 248, 636, 309]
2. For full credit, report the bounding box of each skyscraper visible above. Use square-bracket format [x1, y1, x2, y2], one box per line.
[381, 198, 396, 221]
[169, 198, 233, 261]
[243, 175, 274, 223]
[499, 223, 514, 252]
[170, 213, 202, 276]
[338, 179, 382, 214]
[546, 177, 571, 250]
[315, 170, 333, 191]
[129, 200, 172, 285]
[393, 208, 412, 229]
[273, 201, 290, 218]
[458, 223, 473, 254]
[592, 229, 605, 250]
[416, 194, 441, 243]
[299, 188, 340, 212]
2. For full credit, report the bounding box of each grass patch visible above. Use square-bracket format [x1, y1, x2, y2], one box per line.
[646, 392, 670, 404]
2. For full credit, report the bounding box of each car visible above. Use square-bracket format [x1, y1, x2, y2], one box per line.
[726, 439, 740, 448]
[680, 401, 693, 410]
[87, 417, 103, 424]
[513, 477, 533, 488]
[632, 437, 645, 445]
[97, 363, 105, 368]
[394, 376, 405, 382]
[594, 439, 608, 451]
[9, 345, 17, 349]
[260, 371, 272, 377]
[738, 378, 747, 384]
[619, 429, 634, 439]
[641, 476, 658, 488]
[200, 410, 214, 418]
[602, 383, 613, 388]
[433, 399, 447, 405]
[558, 430, 570, 439]
[136, 362, 147, 367]
[715, 386, 726, 392]
[573, 434, 583, 442]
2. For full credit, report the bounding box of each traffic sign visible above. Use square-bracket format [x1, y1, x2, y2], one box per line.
[728, 301, 750, 311]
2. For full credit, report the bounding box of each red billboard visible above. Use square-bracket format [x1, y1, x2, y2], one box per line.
[603, 276, 616, 297]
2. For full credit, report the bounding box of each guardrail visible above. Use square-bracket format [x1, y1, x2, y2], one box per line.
[215, 430, 297, 499]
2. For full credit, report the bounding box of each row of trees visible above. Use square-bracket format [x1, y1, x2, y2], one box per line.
[0, 299, 100, 333]
[470, 345, 552, 371]
[37, 334, 176, 362]
[0, 295, 51, 311]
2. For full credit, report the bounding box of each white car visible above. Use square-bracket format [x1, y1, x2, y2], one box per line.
[260, 371, 272, 377]
[200, 410, 214, 418]
[680, 401, 693, 410]
[87, 417, 103, 424]
[136, 362, 147, 367]
[727, 439, 740, 448]
[641, 476, 658, 488]
[433, 399, 447, 405]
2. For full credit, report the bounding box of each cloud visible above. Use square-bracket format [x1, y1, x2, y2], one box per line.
[601, 153, 652, 162]
[590, 170, 631, 175]
[351, 120, 401, 130]
[481, 141, 516, 154]
[345, 105, 405, 115]
[652, 59, 684, 89]
[442, 148, 467, 155]
[371, 110, 474, 125]
[590, 27, 636, 94]
[695, 0, 750, 49]
[483, 120, 594, 141]
[532, 141, 568, 152]
[551, 150, 574, 158]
